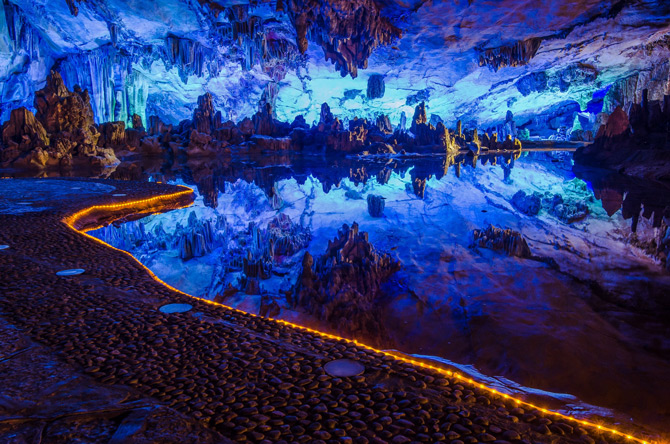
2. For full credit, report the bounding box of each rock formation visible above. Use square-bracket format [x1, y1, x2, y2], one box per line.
[291, 223, 400, 341]
[366, 74, 385, 99]
[366, 194, 385, 217]
[511, 190, 542, 216]
[264, 213, 312, 258]
[158, 148, 522, 202]
[0, 107, 49, 166]
[177, 211, 216, 261]
[192, 93, 219, 135]
[1, 65, 525, 165]
[511, 190, 589, 223]
[545, 194, 589, 223]
[98, 121, 126, 149]
[471, 225, 532, 258]
[0, 71, 118, 169]
[574, 89, 670, 181]
[479, 37, 543, 71]
[285, 0, 401, 77]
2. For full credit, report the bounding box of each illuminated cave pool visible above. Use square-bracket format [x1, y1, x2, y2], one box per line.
[91, 151, 670, 436]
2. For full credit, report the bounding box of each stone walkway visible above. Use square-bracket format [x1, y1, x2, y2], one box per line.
[0, 178, 649, 443]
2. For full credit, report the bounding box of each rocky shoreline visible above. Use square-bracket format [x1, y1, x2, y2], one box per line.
[0, 178, 652, 443]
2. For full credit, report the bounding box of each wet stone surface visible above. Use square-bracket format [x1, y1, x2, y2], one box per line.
[0, 179, 115, 214]
[159, 303, 193, 313]
[0, 307, 229, 443]
[0, 178, 637, 443]
[324, 359, 366, 377]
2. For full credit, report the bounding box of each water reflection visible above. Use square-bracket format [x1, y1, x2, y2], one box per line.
[106, 151, 523, 205]
[91, 151, 669, 236]
[574, 165, 670, 231]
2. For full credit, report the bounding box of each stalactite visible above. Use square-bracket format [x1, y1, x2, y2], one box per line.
[3, 0, 18, 46]
[1, 0, 44, 57]
[215, 4, 299, 75]
[56, 45, 149, 126]
[164, 35, 209, 81]
[285, 0, 402, 78]
[0, 0, 300, 126]
[0, 1, 53, 120]
[367, 194, 385, 217]
[478, 37, 543, 71]
[176, 212, 218, 260]
[64, 0, 80, 16]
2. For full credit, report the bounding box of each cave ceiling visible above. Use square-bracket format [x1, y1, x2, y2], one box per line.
[1, 0, 669, 130]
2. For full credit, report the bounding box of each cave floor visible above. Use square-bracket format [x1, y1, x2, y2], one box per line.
[0, 178, 652, 443]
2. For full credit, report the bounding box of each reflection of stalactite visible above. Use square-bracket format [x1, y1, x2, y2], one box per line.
[94, 219, 174, 251]
[291, 222, 400, 343]
[576, 168, 670, 237]
[268, 184, 284, 210]
[478, 37, 543, 71]
[177, 212, 216, 260]
[376, 167, 392, 185]
[501, 156, 514, 181]
[367, 194, 385, 217]
[195, 172, 228, 209]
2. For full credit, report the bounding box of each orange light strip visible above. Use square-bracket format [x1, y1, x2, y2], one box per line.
[61, 186, 655, 444]
[63, 187, 194, 230]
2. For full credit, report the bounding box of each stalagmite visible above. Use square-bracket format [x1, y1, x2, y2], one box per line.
[367, 194, 385, 217]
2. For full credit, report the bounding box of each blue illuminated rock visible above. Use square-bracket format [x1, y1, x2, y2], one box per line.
[0, 0, 668, 140]
[367, 74, 385, 99]
[367, 194, 385, 217]
[511, 190, 542, 216]
[545, 194, 590, 224]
